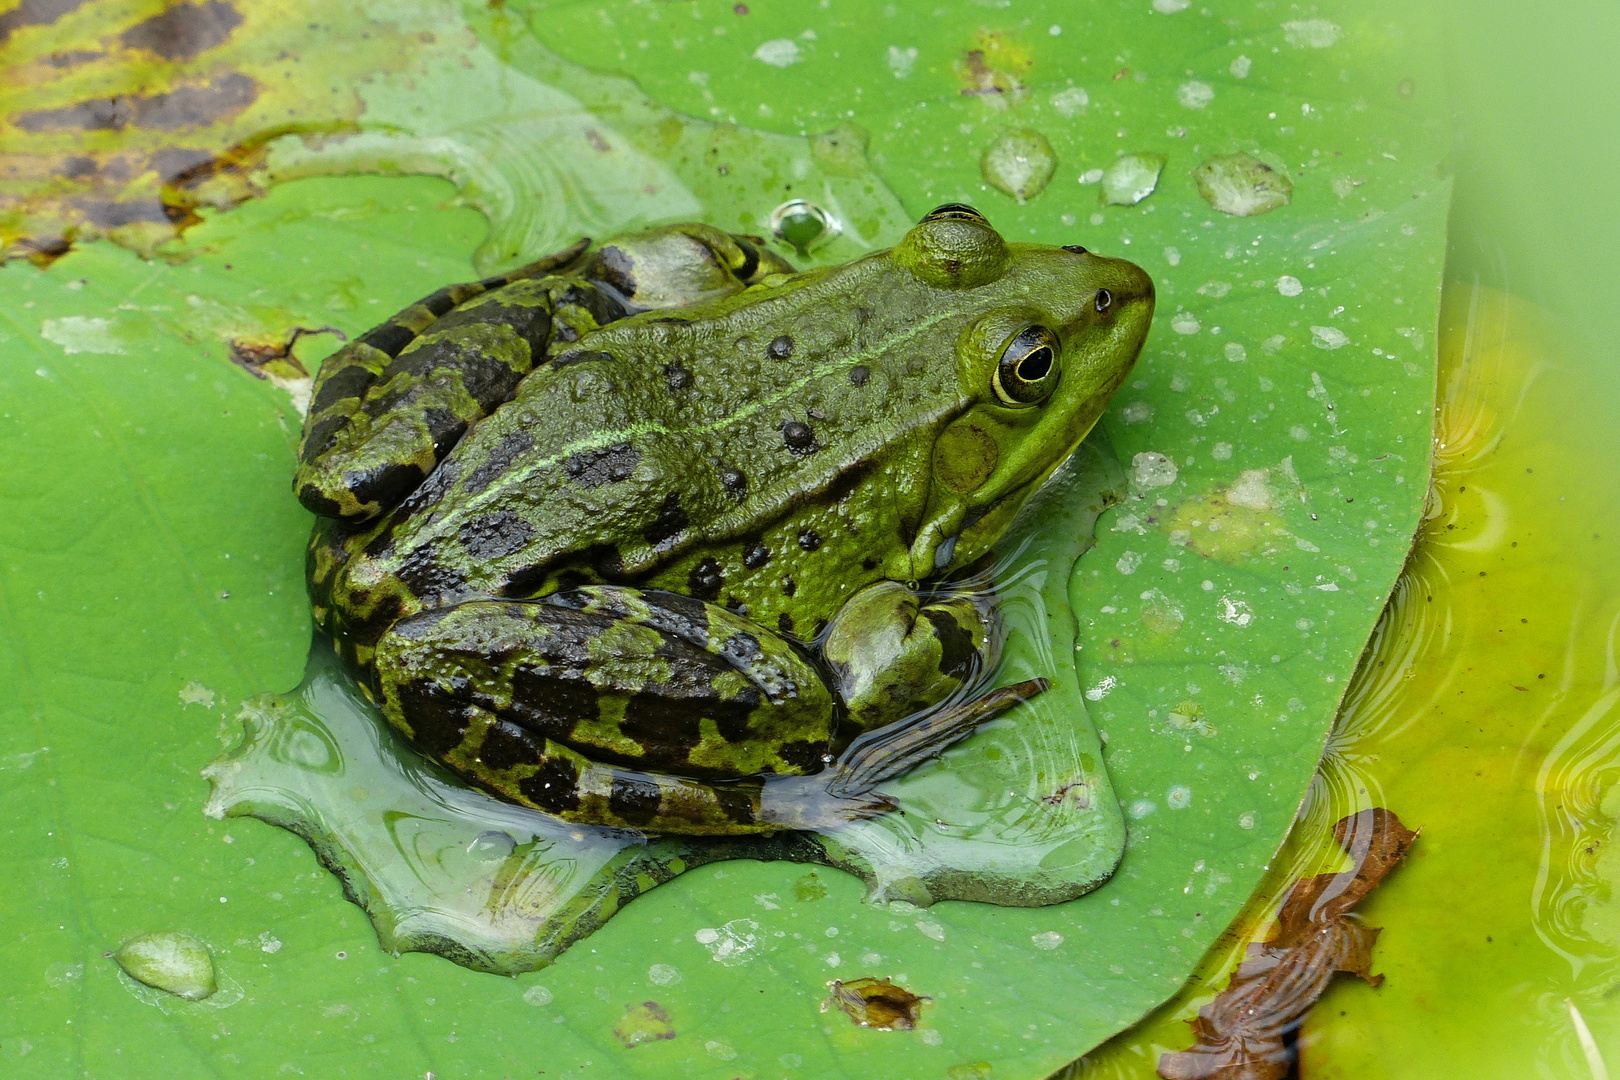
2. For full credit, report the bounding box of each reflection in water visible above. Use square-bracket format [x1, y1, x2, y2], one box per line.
[1065, 284, 1620, 1079]
[203, 440, 1129, 974]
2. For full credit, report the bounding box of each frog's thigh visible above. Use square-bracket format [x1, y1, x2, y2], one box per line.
[821, 580, 994, 735]
[375, 589, 837, 777]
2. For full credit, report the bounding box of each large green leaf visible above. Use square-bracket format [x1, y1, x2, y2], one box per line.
[0, 0, 1447, 1075]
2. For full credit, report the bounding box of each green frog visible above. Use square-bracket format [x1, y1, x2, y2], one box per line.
[295, 205, 1153, 835]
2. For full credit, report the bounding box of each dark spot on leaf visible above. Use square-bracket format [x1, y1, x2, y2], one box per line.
[14, 72, 259, 132]
[120, 1, 243, 61]
[0, 0, 92, 48]
[612, 1001, 675, 1048]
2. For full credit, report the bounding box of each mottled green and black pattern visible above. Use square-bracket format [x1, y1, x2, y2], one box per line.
[297, 210, 1155, 834]
[294, 238, 597, 521]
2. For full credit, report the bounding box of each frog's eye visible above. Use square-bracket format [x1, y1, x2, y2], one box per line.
[921, 203, 989, 225]
[993, 326, 1063, 407]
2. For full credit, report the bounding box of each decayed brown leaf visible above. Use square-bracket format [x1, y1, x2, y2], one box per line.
[822, 976, 930, 1031]
[1158, 808, 1418, 1080]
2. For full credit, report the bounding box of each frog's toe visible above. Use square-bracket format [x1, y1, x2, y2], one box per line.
[758, 774, 897, 832]
[827, 677, 1048, 799]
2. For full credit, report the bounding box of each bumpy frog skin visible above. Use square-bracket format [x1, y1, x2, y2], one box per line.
[296, 206, 1154, 835]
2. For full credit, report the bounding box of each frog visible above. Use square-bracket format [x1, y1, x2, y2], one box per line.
[294, 204, 1154, 835]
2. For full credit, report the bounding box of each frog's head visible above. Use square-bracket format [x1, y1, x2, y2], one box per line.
[895, 204, 1155, 577]
[582, 224, 796, 312]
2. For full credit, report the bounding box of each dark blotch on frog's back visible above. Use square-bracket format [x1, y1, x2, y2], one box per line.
[848, 365, 870, 387]
[607, 775, 663, 827]
[389, 678, 471, 757]
[554, 349, 614, 367]
[720, 467, 748, 496]
[767, 335, 794, 359]
[564, 442, 640, 489]
[459, 432, 531, 496]
[712, 779, 765, 826]
[392, 550, 470, 609]
[519, 755, 583, 813]
[643, 492, 690, 551]
[340, 460, 425, 520]
[782, 420, 815, 453]
[742, 540, 770, 568]
[687, 557, 725, 601]
[476, 718, 546, 773]
[458, 510, 535, 561]
[798, 528, 822, 552]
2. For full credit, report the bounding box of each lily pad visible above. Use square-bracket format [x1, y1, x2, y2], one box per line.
[0, 0, 1447, 1076]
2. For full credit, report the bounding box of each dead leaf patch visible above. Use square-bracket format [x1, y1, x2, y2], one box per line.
[1158, 808, 1418, 1080]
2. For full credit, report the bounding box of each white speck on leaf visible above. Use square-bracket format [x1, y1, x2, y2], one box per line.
[1311, 325, 1350, 350]
[886, 45, 917, 78]
[754, 39, 801, 67]
[1283, 19, 1341, 48]
[1277, 275, 1304, 296]
[1132, 451, 1179, 490]
[41, 316, 124, 355]
[1177, 81, 1215, 110]
[1171, 312, 1202, 335]
[1050, 86, 1090, 116]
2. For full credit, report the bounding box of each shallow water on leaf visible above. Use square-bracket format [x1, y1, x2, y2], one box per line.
[202, 444, 1129, 974]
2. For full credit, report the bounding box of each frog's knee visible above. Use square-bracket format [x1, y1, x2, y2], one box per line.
[822, 583, 994, 733]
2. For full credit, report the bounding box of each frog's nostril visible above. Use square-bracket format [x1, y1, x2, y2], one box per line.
[1062, 244, 1089, 255]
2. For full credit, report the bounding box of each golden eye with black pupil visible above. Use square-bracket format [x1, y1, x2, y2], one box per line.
[922, 203, 988, 224]
[993, 326, 1063, 407]
[1095, 288, 1113, 314]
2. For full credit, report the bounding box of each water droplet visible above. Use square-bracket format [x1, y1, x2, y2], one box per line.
[1132, 451, 1179, 490]
[1153, 0, 1190, 11]
[1277, 274, 1304, 296]
[886, 45, 917, 78]
[1224, 342, 1248, 362]
[1051, 87, 1090, 117]
[915, 919, 946, 941]
[1239, 812, 1257, 829]
[1100, 152, 1167, 206]
[769, 199, 840, 257]
[1311, 325, 1350, 350]
[980, 129, 1057, 203]
[467, 830, 516, 861]
[1031, 931, 1065, 950]
[1192, 153, 1293, 217]
[523, 985, 554, 1006]
[1171, 312, 1201, 335]
[648, 963, 682, 986]
[113, 932, 218, 1001]
[1177, 81, 1215, 110]
[1167, 785, 1193, 809]
[1282, 18, 1340, 48]
[1230, 55, 1252, 78]
[753, 38, 801, 67]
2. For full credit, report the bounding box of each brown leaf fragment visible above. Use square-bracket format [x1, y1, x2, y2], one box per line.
[822, 976, 930, 1031]
[1157, 808, 1418, 1080]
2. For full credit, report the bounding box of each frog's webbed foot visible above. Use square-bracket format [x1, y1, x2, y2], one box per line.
[825, 679, 1048, 799]
[757, 678, 1048, 832]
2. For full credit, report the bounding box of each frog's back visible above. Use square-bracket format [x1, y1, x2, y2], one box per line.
[328, 256, 973, 642]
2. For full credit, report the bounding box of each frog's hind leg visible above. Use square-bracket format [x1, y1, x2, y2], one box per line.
[371, 588, 886, 834]
[294, 237, 613, 521]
